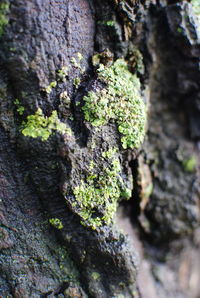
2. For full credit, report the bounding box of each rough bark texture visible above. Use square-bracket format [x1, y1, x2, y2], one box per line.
[0, 0, 199, 297]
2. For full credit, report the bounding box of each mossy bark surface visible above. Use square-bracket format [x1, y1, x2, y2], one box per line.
[0, 0, 200, 297]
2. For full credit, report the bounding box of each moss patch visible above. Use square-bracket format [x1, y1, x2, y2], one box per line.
[22, 108, 72, 141]
[82, 59, 146, 149]
[72, 151, 131, 230]
[0, 1, 9, 36]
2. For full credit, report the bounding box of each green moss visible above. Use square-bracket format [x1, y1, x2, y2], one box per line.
[182, 156, 197, 172]
[0, 1, 9, 36]
[82, 59, 147, 149]
[22, 108, 72, 141]
[49, 218, 64, 230]
[72, 151, 131, 230]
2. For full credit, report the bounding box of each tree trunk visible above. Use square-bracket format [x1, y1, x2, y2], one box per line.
[0, 0, 199, 297]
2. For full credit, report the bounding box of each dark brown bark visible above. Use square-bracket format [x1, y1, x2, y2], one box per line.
[0, 0, 199, 297]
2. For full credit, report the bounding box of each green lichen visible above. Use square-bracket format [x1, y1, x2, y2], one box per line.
[73, 77, 81, 88]
[182, 156, 197, 172]
[192, 0, 200, 22]
[77, 52, 83, 61]
[177, 27, 183, 33]
[72, 151, 131, 230]
[44, 81, 57, 94]
[102, 147, 117, 159]
[14, 99, 25, 115]
[98, 20, 115, 26]
[82, 59, 146, 149]
[57, 66, 68, 82]
[92, 53, 101, 67]
[130, 48, 144, 74]
[49, 218, 64, 230]
[92, 49, 114, 68]
[70, 55, 85, 74]
[91, 272, 100, 281]
[22, 108, 72, 141]
[89, 160, 95, 170]
[59, 91, 71, 104]
[17, 106, 25, 115]
[70, 57, 81, 69]
[0, 1, 9, 36]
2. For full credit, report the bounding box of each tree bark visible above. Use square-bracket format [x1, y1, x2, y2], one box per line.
[0, 0, 199, 297]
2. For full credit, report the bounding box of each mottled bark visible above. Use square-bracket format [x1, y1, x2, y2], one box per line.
[0, 0, 199, 297]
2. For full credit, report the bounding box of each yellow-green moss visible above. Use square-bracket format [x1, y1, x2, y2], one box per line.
[0, 1, 9, 36]
[22, 108, 72, 141]
[49, 218, 64, 230]
[72, 151, 131, 230]
[82, 59, 147, 149]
